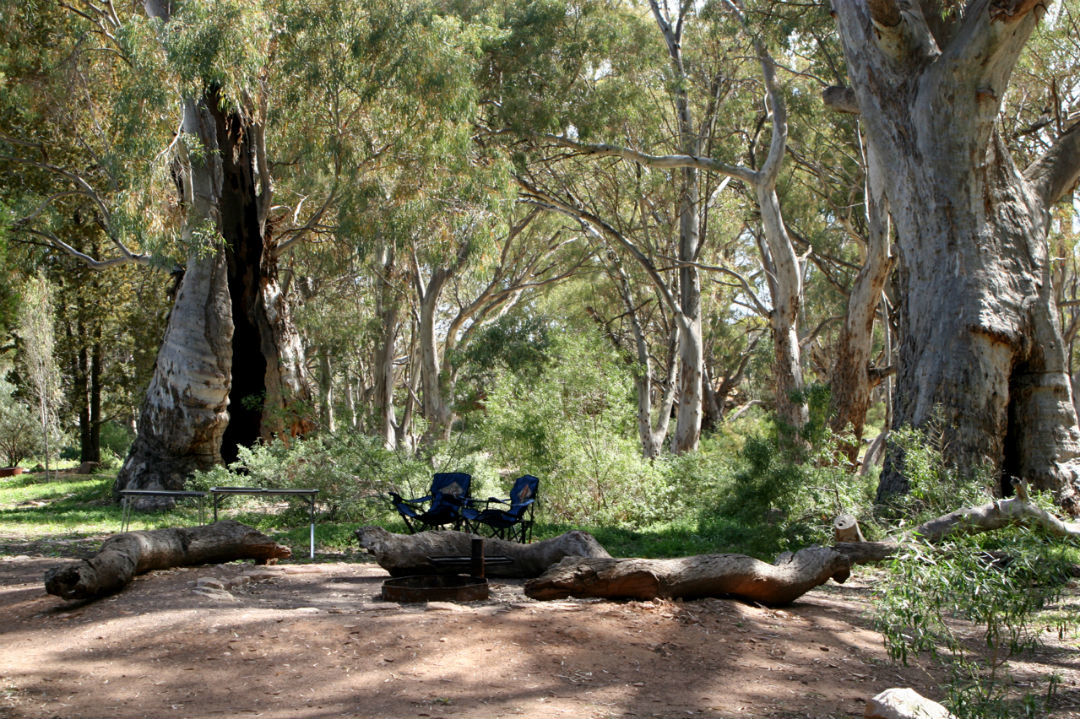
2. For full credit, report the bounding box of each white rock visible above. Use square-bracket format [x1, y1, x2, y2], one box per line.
[865, 688, 956, 719]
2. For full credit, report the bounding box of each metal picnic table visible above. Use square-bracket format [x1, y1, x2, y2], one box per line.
[209, 487, 319, 559]
[119, 489, 208, 532]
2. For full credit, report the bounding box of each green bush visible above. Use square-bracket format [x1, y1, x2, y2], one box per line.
[190, 433, 434, 522]
[874, 424, 1074, 719]
[476, 326, 679, 526]
[100, 421, 135, 458]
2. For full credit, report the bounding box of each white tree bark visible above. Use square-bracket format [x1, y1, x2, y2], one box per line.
[115, 96, 234, 495]
[831, 0, 1080, 510]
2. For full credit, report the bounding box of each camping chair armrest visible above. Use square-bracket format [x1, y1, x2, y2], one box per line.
[389, 491, 433, 507]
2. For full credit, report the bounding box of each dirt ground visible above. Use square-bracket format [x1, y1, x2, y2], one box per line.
[2, 542, 1079, 719]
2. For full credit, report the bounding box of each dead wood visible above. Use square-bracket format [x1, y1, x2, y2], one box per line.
[44, 520, 292, 601]
[523, 546, 852, 605]
[909, 487, 1080, 542]
[833, 513, 865, 542]
[354, 526, 611, 578]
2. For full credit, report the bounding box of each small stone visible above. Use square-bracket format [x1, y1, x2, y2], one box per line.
[193, 588, 237, 602]
[196, 577, 225, 590]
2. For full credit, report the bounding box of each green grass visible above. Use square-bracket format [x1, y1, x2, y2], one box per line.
[0, 473, 125, 538]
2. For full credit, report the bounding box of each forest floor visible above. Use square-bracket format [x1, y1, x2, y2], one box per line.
[1, 537, 1079, 719]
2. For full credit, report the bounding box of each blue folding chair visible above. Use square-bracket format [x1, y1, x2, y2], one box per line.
[463, 474, 539, 543]
[389, 472, 471, 533]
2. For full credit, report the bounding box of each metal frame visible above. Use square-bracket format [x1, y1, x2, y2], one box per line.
[119, 489, 207, 532]
[210, 487, 319, 559]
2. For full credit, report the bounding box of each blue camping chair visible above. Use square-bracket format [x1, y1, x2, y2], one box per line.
[389, 472, 472, 533]
[462, 474, 539, 543]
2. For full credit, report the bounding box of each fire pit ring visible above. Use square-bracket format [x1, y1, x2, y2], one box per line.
[381, 574, 489, 603]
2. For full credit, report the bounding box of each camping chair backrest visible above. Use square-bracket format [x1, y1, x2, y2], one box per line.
[431, 472, 471, 510]
[506, 474, 539, 518]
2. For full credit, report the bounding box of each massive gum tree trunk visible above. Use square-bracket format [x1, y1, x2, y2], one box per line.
[116, 2, 311, 494]
[115, 97, 234, 493]
[829, 0, 1080, 510]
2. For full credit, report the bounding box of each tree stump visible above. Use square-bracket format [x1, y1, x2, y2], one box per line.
[44, 520, 292, 601]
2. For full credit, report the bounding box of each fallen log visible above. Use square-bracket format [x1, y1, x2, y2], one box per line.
[829, 481, 1080, 568]
[354, 526, 611, 578]
[910, 482, 1080, 541]
[523, 545, 851, 604]
[44, 520, 292, 601]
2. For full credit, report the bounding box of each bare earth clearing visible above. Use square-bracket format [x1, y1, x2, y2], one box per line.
[2, 541, 1079, 719]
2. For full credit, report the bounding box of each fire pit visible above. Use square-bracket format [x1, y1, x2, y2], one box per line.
[381, 574, 489, 602]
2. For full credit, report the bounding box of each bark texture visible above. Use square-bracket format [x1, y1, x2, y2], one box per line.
[116, 3, 311, 493]
[43, 520, 292, 601]
[354, 526, 612, 578]
[523, 547, 851, 605]
[115, 95, 234, 497]
[831, 0, 1080, 511]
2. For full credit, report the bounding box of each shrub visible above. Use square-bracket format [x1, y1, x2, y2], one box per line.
[190, 433, 433, 522]
[0, 378, 42, 466]
[874, 424, 1074, 719]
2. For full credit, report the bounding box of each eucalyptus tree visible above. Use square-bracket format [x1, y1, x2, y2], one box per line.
[18, 274, 61, 477]
[501, 0, 809, 451]
[828, 0, 1080, 508]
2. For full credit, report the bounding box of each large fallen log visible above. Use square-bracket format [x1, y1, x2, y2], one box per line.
[523, 546, 851, 604]
[522, 488, 1080, 604]
[44, 520, 292, 601]
[354, 526, 611, 578]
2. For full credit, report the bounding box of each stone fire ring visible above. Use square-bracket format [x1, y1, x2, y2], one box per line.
[381, 574, 489, 603]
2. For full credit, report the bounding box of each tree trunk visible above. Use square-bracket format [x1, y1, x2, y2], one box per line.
[830, 0, 1080, 511]
[317, 347, 335, 433]
[373, 247, 400, 450]
[523, 546, 851, 605]
[211, 90, 311, 462]
[116, 6, 311, 493]
[418, 268, 454, 444]
[830, 143, 894, 457]
[758, 184, 808, 431]
[354, 526, 612, 578]
[44, 520, 292, 601]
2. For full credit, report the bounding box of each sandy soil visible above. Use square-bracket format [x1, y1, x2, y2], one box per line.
[1, 545, 1078, 719]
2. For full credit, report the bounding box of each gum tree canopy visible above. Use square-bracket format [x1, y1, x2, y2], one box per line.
[828, 0, 1080, 509]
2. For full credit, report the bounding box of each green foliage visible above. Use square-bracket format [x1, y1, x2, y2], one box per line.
[877, 531, 1074, 718]
[705, 396, 878, 554]
[887, 420, 996, 521]
[99, 421, 134, 458]
[874, 428, 1077, 719]
[477, 324, 679, 526]
[0, 375, 40, 466]
[190, 433, 434, 523]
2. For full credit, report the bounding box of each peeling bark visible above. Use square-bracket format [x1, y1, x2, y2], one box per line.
[831, 0, 1080, 511]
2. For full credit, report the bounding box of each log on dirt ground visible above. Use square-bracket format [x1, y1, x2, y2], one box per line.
[44, 520, 292, 601]
[523, 546, 852, 604]
[354, 526, 611, 578]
